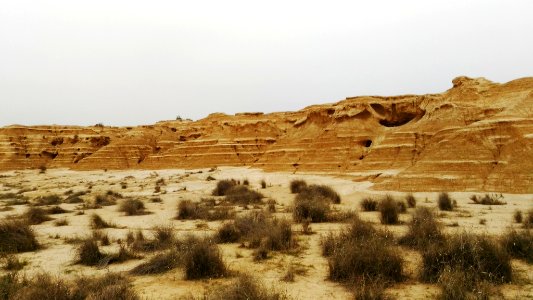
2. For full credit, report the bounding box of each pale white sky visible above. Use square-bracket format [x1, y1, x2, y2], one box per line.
[1, 0, 532, 126]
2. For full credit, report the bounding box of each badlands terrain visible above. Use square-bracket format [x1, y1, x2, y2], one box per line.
[0, 76, 532, 299]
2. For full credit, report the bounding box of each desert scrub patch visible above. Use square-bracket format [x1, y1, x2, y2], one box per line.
[379, 195, 399, 225]
[176, 199, 235, 221]
[223, 185, 264, 205]
[75, 238, 140, 267]
[437, 192, 454, 211]
[360, 197, 378, 212]
[129, 225, 175, 252]
[405, 193, 416, 208]
[469, 193, 506, 205]
[200, 274, 290, 300]
[90, 213, 117, 229]
[212, 179, 237, 196]
[33, 194, 61, 206]
[399, 207, 444, 249]
[118, 198, 147, 216]
[23, 207, 52, 225]
[289, 179, 307, 194]
[501, 229, 533, 263]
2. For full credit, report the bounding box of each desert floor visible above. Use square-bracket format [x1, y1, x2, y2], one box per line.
[0, 167, 532, 299]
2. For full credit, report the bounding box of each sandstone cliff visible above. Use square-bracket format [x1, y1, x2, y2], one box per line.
[1, 76, 532, 193]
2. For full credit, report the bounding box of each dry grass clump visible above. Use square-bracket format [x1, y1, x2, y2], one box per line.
[289, 179, 307, 194]
[2, 255, 27, 271]
[421, 233, 512, 284]
[131, 235, 226, 279]
[216, 213, 295, 253]
[0, 272, 138, 300]
[54, 219, 69, 227]
[353, 279, 390, 300]
[118, 198, 146, 216]
[76, 237, 139, 267]
[260, 180, 267, 189]
[470, 193, 506, 205]
[0, 220, 39, 254]
[437, 192, 454, 211]
[514, 210, 523, 223]
[45, 205, 69, 214]
[379, 195, 399, 225]
[212, 179, 237, 196]
[202, 274, 290, 300]
[224, 185, 264, 205]
[293, 194, 330, 223]
[360, 197, 378, 211]
[130, 226, 175, 252]
[501, 229, 533, 263]
[436, 269, 497, 300]
[90, 213, 116, 229]
[299, 184, 341, 204]
[524, 209, 533, 228]
[399, 207, 444, 249]
[33, 194, 61, 206]
[23, 207, 52, 225]
[405, 194, 416, 208]
[176, 200, 235, 221]
[322, 217, 402, 286]
[64, 191, 87, 204]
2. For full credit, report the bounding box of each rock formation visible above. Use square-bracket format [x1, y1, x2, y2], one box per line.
[1, 76, 532, 193]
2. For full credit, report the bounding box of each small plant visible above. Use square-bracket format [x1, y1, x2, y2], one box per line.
[130, 250, 180, 275]
[118, 199, 146, 216]
[54, 219, 69, 226]
[470, 194, 506, 205]
[514, 210, 523, 223]
[379, 195, 399, 225]
[33, 194, 61, 206]
[399, 207, 444, 250]
[525, 209, 533, 228]
[182, 237, 226, 280]
[2, 255, 27, 271]
[38, 165, 47, 174]
[479, 218, 487, 225]
[360, 197, 378, 211]
[130, 226, 175, 252]
[224, 186, 264, 205]
[293, 194, 330, 223]
[0, 220, 38, 254]
[289, 179, 307, 194]
[437, 192, 453, 211]
[260, 180, 267, 189]
[202, 274, 289, 300]
[405, 194, 417, 208]
[212, 179, 237, 196]
[501, 229, 533, 263]
[23, 207, 52, 225]
[90, 213, 116, 229]
[46, 205, 69, 214]
[299, 185, 341, 204]
[76, 238, 106, 266]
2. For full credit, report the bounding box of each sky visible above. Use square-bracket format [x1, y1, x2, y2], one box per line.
[1, 0, 532, 126]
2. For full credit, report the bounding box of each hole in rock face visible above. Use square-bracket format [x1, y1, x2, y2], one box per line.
[378, 112, 418, 127]
[364, 140, 372, 147]
[370, 103, 386, 115]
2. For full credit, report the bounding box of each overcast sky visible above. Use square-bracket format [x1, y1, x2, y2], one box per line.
[1, 1, 532, 126]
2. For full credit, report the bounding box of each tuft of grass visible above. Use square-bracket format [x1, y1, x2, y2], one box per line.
[72, 273, 138, 300]
[2, 255, 28, 271]
[23, 207, 52, 225]
[353, 279, 390, 300]
[224, 186, 264, 205]
[90, 213, 116, 229]
[501, 229, 533, 263]
[293, 191, 330, 223]
[525, 209, 533, 228]
[76, 238, 106, 266]
[323, 217, 402, 285]
[379, 195, 399, 225]
[260, 180, 267, 189]
[360, 197, 378, 212]
[54, 219, 69, 227]
[130, 250, 180, 275]
[399, 207, 444, 249]
[45, 205, 69, 214]
[212, 179, 237, 196]
[33, 194, 61, 206]
[176, 200, 235, 221]
[289, 180, 307, 194]
[130, 226, 175, 252]
[421, 233, 512, 284]
[0, 220, 39, 254]
[437, 193, 453, 211]
[298, 185, 341, 204]
[470, 194, 506, 205]
[405, 194, 416, 208]
[203, 274, 290, 300]
[514, 210, 523, 223]
[64, 191, 87, 204]
[118, 199, 146, 216]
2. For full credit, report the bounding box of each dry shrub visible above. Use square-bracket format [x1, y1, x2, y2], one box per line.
[405, 194, 416, 208]
[76, 239, 106, 266]
[203, 274, 290, 300]
[260, 180, 267, 189]
[212, 179, 237, 196]
[45, 206, 69, 214]
[436, 269, 497, 300]
[289, 180, 307, 194]
[130, 226, 175, 252]
[360, 197, 378, 211]
[90, 213, 116, 229]
[437, 193, 453, 211]
[2, 255, 27, 271]
[379, 195, 399, 225]
[470, 194, 506, 205]
[513, 210, 523, 223]
[501, 229, 533, 263]
[23, 207, 52, 225]
[118, 199, 146, 216]
[525, 209, 533, 228]
[399, 207, 444, 249]
[299, 185, 341, 204]
[224, 186, 264, 205]
[0, 220, 39, 254]
[2, 273, 71, 300]
[216, 213, 295, 251]
[33, 194, 61, 206]
[72, 273, 138, 300]
[353, 279, 390, 300]
[176, 200, 234, 221]
[323, 217, 402, 285]
[64, 191, 86, 204]
[421, 233, 512, 284]
[130, 250, 180, 275]
[293, 188, 331, 223]
[54, 219, 69, 227]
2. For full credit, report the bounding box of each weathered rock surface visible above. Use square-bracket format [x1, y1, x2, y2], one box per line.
[1, 76, 532, 193]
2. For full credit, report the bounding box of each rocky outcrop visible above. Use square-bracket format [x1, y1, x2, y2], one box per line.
[1, 76, 532, 193]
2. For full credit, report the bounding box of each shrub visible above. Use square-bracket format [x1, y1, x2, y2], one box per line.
[203, 274, 290, 300]
[289, 180, 307, 194]
[3, 273, 71, 300]
[353, 279, 388, 300]
[2, 255, 27, 271]
[176, 200, 201, 220]
[397, 201, 407, 213]
[130, 250, 180, 275]
[399, 207, 444, 249]
[212, 179, 237, 196]
[23, 207, 52, 225]
[324, 217, 402, 284]
[405, 194, 416, 208]
[72, 273, 138, 300]
[421, 233, 512, 284]
[216, 223, 241, 243]
[64, 191, 87, 204]
[183, 237, 226, 280]
[525, 209, 533, 228]
[360, 197, 378, 211]
[437, 193, 453, 211]
[33, 194, 61, 206]
[130, 226, 174, 252]
[470, 194, 506, 205]
[514, 210, 523, 223]
[260, 180, 267, 189]
[45, 206, 69, 214]
[90, 213, 116, 229]
[76, 239, 106, 266]
[176, 200, 234, 221]
[118, 199, 146, 216]
[501, 229, 533, 263]
[299, 185, 341, 204]
[54, 219, 69, 227]
[293, 191, 330, 223]
[224, 186, 264, 205]
[0, 220, 39, 254]
[379, 195, 399, 225]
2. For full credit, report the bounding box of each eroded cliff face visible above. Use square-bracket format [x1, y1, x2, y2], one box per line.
[1, 76, 532, 193]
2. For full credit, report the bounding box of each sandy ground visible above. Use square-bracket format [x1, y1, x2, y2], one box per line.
[0, 167, 532, 299]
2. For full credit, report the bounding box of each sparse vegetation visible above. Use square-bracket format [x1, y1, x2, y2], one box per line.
[379, 195, 399, 225]
[298, 184, 341, 204]
[33, 194, 61, 206]
[260, 179, 267, 189]
[118, 198, 146, 216]
[470, 194, 506, 205]
[399, 207, 444, 249]
[90, 213, 116, 229]
[54, 219, 69, 226]
[212, 179, 237, 196]
[76, 238, 106, 266]
[360, 197, 378, 211]
[201, 274, 290, 300]
[289, 179, 307, 194]
[176, 200, 234, 221]
[437, 192, 453, 211]
[514, 210, 523, 223]
[23, 207, 52, 225]
[293, 193, 330, 223]
[501, 229, 533, 263]
[224, 185, 264, 205]
[130, 226, 175, 252]
[405, 194, 416, 208]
